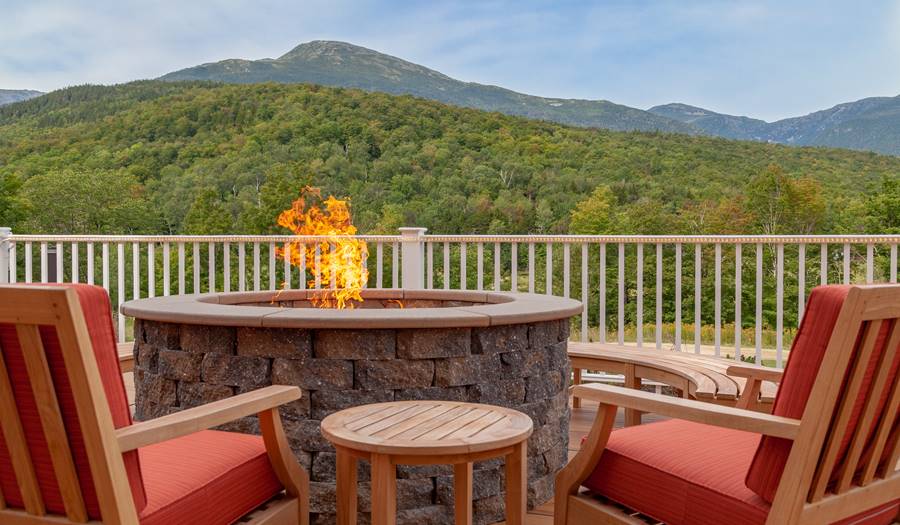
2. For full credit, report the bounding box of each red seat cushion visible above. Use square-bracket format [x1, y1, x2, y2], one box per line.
[0, 284, 146, 518]
[746, 285, 900, 502]
[583, 419, 899, 525]
[138, 430, 283, 525]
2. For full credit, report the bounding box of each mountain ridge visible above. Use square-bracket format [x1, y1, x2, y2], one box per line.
[161, 40, 698, 134]
[0, 89, 43, 106]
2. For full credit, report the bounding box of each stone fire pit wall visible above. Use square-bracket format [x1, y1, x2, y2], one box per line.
[126, 291, 580, 525]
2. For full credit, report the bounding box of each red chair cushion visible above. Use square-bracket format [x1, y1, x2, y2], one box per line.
[583, 419, 899, 525]
[746, 285, 900, 502]
[138, 430, 283, 525]
[0, 284, 146, 518]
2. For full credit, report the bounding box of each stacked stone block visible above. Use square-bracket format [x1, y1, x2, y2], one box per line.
[133, 318, 571, 525]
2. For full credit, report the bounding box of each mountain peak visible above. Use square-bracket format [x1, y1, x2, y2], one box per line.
[278, 40, 378, 61]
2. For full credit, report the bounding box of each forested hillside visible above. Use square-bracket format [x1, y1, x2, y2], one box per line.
[0, 81, 898, 236]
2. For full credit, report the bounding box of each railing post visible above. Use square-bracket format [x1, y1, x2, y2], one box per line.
[0, 227, 10, 283]
[399, 227, 427, 289]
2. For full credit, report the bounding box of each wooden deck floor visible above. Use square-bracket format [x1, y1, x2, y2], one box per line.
[122, 372, 657, 525]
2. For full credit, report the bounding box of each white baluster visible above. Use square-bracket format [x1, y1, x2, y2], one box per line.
[675, 243, 682, 351]
[40, 242, 48, 283]
[842, 243, 851, 284]
[581, 243, 588, 342]
[117, 243, 125, 342]
[493, 242, 501, 292]
[268, 242, 276, 290]
[755, 243, 763, 365]
[25, 241, 32, 283]
[734, 244, 742, 361]
[87, 243, 94, 285]
[283, 243, 292, 289]
[618, 243, 625, 346]
[776, 244, 784, 368]
[71, 242, 79, 283]
[599, 243, 606, 344]
[208, 243, 215, 292]
[714, 243, 721, 357]
[253, 242, 260, 291]
[820, 243, 828, 285]
[178, 242, 186, 295]
[239, 242, 246, 292]
[163, 243, 171, 296]
[891, 244, 898, 283]
[511, 243, 518, 292]
[223, 242, 231, 292]
[193, 243, 200, 293]
[798, 244, 805, 322]
[477, 242, 484, 290]
[102, 243, 109, 291]
[391, 242, 399, 289]
[563, 243, 571, 298]
[132, 243, 140, 299]
[636, 243, 643, 347]
[460, 243, 467, 290]
[443, 242, 450, 290]
[8, 242, 15, 283]
[427, 242, 434, 289]
[694, 244, 701, 354]
[655, 243, 662, 349]
[545, 243, 553, 295]
[866, 244, 874, 283]
[528, 242, 535, 293]
[377, 243, 384, 288]
[147, 242, 155, 297]
[55, 242, 63, 283]
[298, 244, 307, 290]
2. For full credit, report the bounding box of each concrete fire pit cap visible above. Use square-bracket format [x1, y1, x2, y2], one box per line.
[121, 289, 583, 329]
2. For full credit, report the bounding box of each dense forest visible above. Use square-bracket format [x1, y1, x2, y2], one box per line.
[1, 81, 898, 350]
[1, 80, 898, 236]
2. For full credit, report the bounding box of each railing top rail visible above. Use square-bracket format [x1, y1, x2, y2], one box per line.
[7, 234, 402, 243]
[6, 233, 900, 244]
[423, 234, 900, 244]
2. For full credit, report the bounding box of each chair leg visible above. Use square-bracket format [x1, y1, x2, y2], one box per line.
[260, 409, 311, 525]
[572, 368, 582, 409]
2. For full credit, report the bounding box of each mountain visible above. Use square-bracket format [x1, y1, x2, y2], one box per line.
[160, 40, 696, 134]
[650, 96, 900, 156]
[0, 89, 43, 106]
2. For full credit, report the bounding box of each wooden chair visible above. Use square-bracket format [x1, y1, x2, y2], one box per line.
[0, 284, 310, 524]
[555, 284, 900, 525]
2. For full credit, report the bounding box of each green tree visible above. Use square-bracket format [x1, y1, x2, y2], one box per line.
[745, 164, 826, 234]
[863, 176, 900, 233]
[183, 188, 233, 234]
[569, 185, 618, 234]
[19, 170, 157, 233]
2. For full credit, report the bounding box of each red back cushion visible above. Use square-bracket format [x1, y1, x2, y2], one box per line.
[746, 285, 900, 502]
[0, 284, 146, 518]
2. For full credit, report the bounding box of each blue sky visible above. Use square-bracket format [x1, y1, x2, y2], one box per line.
[1, 0, 898, 121]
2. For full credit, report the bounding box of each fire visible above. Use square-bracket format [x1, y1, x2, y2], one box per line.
[276, 187, 368, 309]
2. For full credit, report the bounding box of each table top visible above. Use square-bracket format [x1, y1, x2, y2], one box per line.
[320, 401, 533, 455]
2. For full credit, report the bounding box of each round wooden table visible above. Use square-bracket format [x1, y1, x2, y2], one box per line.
[321, 400, 534, 525]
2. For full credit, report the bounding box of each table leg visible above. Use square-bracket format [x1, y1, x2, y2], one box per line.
[336, 447, 358, 525]
[370, 453, 396, 525]
[454, 463, 473, 525]
[624, 364, 643, 426]
[504, 441, 527, 525]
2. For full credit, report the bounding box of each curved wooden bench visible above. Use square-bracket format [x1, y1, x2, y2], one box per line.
[568, 342, 780, 426]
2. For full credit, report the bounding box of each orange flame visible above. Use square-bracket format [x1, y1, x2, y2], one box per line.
[275, 187, 368, 309]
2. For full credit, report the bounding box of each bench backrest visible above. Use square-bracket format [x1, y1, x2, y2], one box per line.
[751, 285, 899, 523]
[0, 284, 144, 523]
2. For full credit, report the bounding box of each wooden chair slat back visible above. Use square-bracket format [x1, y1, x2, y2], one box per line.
[770, 285, 900, 523]
[0, 285, 139, 524]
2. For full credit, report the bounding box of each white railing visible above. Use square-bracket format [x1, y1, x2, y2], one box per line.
[2, 227, 898, 368]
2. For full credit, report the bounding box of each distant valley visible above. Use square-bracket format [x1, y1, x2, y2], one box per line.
[0, 89, 43, 106]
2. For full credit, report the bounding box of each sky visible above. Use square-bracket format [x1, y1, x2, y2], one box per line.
[1, 0, 899, 121]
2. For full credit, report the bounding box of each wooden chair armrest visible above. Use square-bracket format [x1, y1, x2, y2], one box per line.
[116, 385, 301, 452]
[726, 364, 784, 383]
[573, 384, 799, 439]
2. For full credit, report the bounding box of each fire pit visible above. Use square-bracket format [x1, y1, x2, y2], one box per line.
[124, 288, 580, 525]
